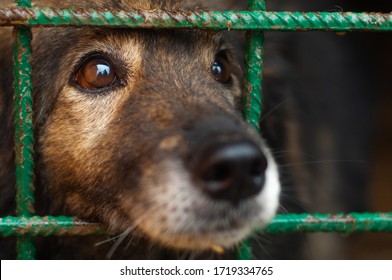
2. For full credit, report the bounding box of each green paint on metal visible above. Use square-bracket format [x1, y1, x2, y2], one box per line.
[241, 28, 264, 130]
[242, 0, 264, 129]
[0, 216, 105, 237]
[1, 0, 391, 260]
[1, 213, 391, 237]
[13, 26, 35, 260]
[13, 26, 35, 217]
[16, 0, 31, 8]
[17, 237, 36, 260]
[247, 0, 266, 10]
[13, 0, 35, 260]
[238, 0, 265, 260]
[1, 8, 392, 31]
[264, 212, 392, 234]
[235, 238, 253, 260]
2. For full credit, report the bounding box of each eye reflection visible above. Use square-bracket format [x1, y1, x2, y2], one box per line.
[96, 63, 111, 76]
[211, 52, 232, 84]
[74, 56, 118, 91]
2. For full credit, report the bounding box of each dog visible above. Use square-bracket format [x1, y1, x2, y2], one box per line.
[1, 0, 374, 259]
[0, 0, 282, 259]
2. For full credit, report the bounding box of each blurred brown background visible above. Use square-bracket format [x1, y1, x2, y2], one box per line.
[223, 0, 392, 259]
[274, 0, 392, 259]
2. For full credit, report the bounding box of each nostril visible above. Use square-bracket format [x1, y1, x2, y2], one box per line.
[194, 141, 268, 204]
[202, 161, 231, 182]
[201, 161, 233, 193]
[250, 157, 268, 183]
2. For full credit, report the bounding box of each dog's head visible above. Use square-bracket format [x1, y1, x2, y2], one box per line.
[30, 0, 281, 252]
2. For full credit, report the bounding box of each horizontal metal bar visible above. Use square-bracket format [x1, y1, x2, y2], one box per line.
[1, 213, 391, 237]
[264, 212, 392, 234]
[0, 8, 392, 31]
[0, 216, 105, 237]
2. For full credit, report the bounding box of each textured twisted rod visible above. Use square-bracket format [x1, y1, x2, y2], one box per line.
[237, 1, 265, 261]
[13, 27, 35, 221]
[0, 8, 392, 31]
[0, 216, 104, 237]
[241, 0, 265, 131]
[1, 213, 392, 237]
[265, 212, 392, 234]
[13, 0, 36, 261]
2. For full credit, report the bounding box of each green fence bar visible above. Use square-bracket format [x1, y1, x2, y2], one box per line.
[1, 0, 392, 260]
[265, 212, 392, 234]
[13, 0, 35, 260]
[242, 0, 265, 130]
[0, 216, 104, 237]
[1, 8, 392, 31]
[13, 27, 34, 219]
[238, 0, 265, 260]
[1, 213, 392, 237]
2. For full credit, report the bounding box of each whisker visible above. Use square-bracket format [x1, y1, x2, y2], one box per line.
[260, 98, 290, 123]
[105, 225, 135, 259]
[269, 149, 317, 160]
[124, 232, 138, 253]
[104, 209, 155, 259]
[187, 250, 199, 260]
[250, 234, 274, 259]
[278, 186, 311, 212]
[278, 204, 291, 214]
[279, 159, 366, 168]
[179, 249, 191, 260]
[95, 232, 127, 247]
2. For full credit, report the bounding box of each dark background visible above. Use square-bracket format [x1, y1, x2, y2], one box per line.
[208, 0, 392, 259]
[269, 0, 392, 259]
[218, 0, 392, 259]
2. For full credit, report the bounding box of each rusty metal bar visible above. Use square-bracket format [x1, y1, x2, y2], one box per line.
[242, 0, 265, 131]
[1, 0, 391, 260]
[13, 0, 35, 261]
[237, 0, 266, 260]
[13, 27, 34, 219]
[0, 216, 105, 237]
[0, 8, 392, 31]
[1, 213, 392, 237]
[264, 212, 392, 234]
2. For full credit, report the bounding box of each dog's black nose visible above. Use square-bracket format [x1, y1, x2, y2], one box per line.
[195, 142, 268, 205]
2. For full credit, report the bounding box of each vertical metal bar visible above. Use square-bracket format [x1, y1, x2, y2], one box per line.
[13, 0, 36, 260]
[238, 0, 266, 260]
[242, 0, 265, 131]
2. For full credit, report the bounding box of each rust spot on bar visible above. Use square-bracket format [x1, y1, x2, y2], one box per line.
[0, 7, 34, 24]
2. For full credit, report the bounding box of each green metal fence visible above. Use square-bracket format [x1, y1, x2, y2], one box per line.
[1, 0, 392, 260]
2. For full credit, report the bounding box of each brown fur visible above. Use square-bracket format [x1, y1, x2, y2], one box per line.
[0, 0, 282, 259]
[1, 0, 374, 260]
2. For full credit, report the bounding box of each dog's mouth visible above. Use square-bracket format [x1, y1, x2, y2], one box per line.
[130, 196, 272, 251]
[121, 145, 280, 252]
[108, 115, 282, 252]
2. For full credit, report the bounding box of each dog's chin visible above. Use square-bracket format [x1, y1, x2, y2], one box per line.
[141, 208, 275, 252]
[144, 224, 255, 252]
[121, 154, 281, 252]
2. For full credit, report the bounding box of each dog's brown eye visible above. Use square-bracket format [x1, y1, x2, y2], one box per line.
[211, 53, 232, 84]
[75, 57, 117, 91]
